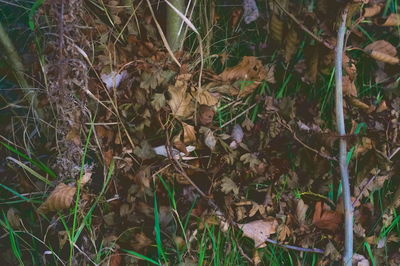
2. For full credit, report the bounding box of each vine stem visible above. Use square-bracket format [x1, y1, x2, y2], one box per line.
[335, 7, 353, 266]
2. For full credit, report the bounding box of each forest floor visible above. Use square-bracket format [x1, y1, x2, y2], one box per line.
[1, 0, 400, 265]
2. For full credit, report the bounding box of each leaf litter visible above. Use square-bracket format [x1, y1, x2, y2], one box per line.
[1, 0, 400, 265]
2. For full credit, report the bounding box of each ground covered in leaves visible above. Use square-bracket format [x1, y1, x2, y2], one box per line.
[1, 0, 400, 265]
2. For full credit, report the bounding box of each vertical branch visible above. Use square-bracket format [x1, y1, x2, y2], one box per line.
[335, 7, 353, 266]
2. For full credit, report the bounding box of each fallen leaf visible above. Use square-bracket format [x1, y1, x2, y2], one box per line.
[196, 89, 219, 106]
[151, 93, 166, 111]
[239, 218, 278, 247]
[312, 201, 342, 232]
[230, 124, 244, 149]
[6, 208, 21, 229]
[37, 183, 77, 213]
[200, 127, 216, 151]
[296, 199, 308, 225]
[324, 242, 341, 261]
[363, 4, 383, 17]
[168, 74, 194, 118]
[377, 13, 400, 26]
[182, 122, 196, 144]
[364, 40, 399, 65]
[221, 176, 239, 195]
[277, 224, 291, 242]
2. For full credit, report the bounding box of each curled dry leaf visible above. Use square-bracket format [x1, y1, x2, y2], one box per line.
[239, 218, 278, 248]
[312, 201, 342, 232]
[364, 40, 399, 65]
[37, 183, 76, 214]
[377, 13, 400, 26]
[168, 74, 194, 118]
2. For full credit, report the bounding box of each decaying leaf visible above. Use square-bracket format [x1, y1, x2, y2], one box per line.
[240, 153, 261, 169]
[7, 208, 21, 229]
[364, 40, 399, 65]
[168, 74, 194, 118]
[221, 176, 239, 195]
[312, 201, 342, 232]
[277, 224, 291, 242]
[284, 27, 300, 63]
[239, 218, 278, 247]
[37, 183, 77, 213]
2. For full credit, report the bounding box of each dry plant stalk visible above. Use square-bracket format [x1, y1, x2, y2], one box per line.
[335, 7, 353, 266]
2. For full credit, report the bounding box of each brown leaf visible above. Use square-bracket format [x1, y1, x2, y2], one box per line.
[196, 89, 219, 106]
[377, 13, 400, 26]
[364, 40, 399, 64]
[239, 218, 278, 247]
[284, 27, 300, 63]
[312, 201, 342, 232]
[277, 224, 291, 242]
[219, 56, 265, 81]
[363, 4, 383, 17]
[168, 74, 194, 118]
[37, 183, 76, 214]
[270, 14, 284, 44]
[182, 122, 196, 144]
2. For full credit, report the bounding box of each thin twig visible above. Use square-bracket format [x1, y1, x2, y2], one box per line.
[335, 7, 353, 266]
[264, 239, 324, 254]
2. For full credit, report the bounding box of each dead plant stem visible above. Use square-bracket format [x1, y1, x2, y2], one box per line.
[335, 7, 353, 266]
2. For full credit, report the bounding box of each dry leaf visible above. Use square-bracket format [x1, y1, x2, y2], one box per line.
[7, 208, 21, 229]
[230, 124, 244, 149]
[37, 183, 76, 213]
[270, 14, 284, 44]
[168, 74, 194, 118]
[151, 93, 166, 111]
[277, 224, 291, 242]
[200, 127, 216, 151]
[239, 218, 278, 247]
[296, 199, 308, 225]
[343, 76, 358, 97]
[363, 4, 383, 17]
[182, 122, 196, 144]
[196, 89, 219, 106]
[377, 13, 400, 26]
[364, 40, 399, 65]
[284, 27, 300, 63]
[312, 201, 342, 232]
[221, 176, 239, 195]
